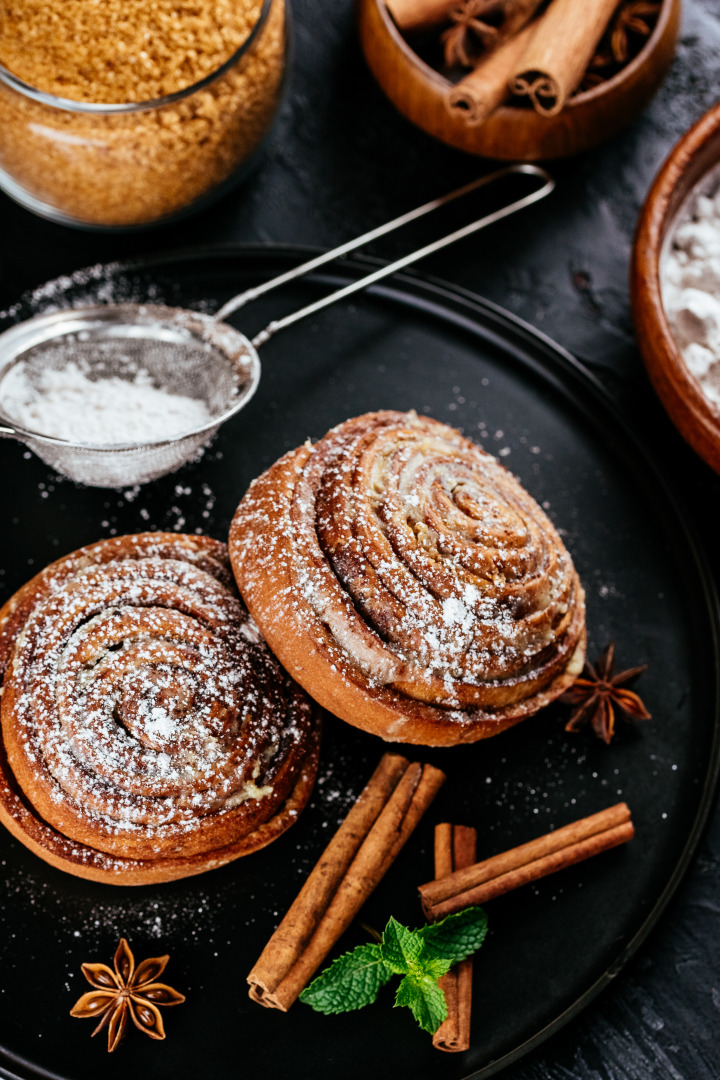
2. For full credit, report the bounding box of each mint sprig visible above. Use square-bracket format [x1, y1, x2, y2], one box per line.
[381, 916, 428, 974]
[395, 973, 448, 1034]
[299, 907, 487, 1034]
[418, 904, 488, 961]
[299, 943, 393, 1014]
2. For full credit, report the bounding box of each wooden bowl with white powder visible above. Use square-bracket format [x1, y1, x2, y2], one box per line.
[632, 102, 720, 475]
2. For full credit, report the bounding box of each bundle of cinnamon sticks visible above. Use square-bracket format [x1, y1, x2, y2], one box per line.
[246, 745, 634, 1054]
[420, 801, 634, 920]
[386, 0, 661, 125]
[247, 753, 445, 1011]
[423, 802, 633, 1049]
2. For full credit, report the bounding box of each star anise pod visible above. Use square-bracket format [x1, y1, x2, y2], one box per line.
[70, 938, 186, 1052]
[578, 70, 610, 92]
[610, 0, 661, 64]
[577, 49, 614, 93]
[588, 48, 615, 72]
[441, 0, 498, 69]
[560, 642, 651, 743]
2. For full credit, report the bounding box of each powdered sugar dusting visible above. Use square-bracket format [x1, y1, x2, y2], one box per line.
[1, 533, 315, 864]
[232, 410, 585, 726]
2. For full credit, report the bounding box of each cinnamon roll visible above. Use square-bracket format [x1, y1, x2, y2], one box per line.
[230, 411, 585, 746]
[0, 533, 320, 884]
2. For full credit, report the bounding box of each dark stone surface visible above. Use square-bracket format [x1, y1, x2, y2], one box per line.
[1, 1, 720, 1077]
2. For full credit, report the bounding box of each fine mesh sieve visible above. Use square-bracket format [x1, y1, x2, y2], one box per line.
[0, 306, 258, 486]
[0, 164, 554, 488]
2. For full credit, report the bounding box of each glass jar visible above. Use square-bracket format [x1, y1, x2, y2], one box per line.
[0, 0, 286, 229]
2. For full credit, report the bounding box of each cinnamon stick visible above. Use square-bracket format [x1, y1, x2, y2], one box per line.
[386, 0, 456, 33]
[447, 21, 535, 125]
[432, 824, 477, 1053]
[510, 0, 620, 116]
[247, 753, 445, 1011]
[420, 803, 633, 921]
[387, 0, 544, 41]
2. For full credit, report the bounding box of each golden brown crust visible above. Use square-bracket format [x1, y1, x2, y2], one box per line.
[230, 411, 586, 746]
[0, 532, 320, 884]
[0, 723, 320, 885]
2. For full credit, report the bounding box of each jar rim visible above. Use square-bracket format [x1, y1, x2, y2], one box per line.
[0, 0, 273, 114]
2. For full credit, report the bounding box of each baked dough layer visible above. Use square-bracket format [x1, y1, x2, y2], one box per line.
[230, 411, 586, 746]
[0, 532, 320, 884]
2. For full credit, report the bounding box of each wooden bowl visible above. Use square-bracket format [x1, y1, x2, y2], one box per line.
[632, 102, 720, 475]
[357, 0, 680, 161]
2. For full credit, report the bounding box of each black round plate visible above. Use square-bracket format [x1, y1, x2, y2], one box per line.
[0, 248, 718, 1080]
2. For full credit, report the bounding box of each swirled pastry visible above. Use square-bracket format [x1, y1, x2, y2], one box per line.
[230, 411, 586, 746]
[0, 533, 320, 884]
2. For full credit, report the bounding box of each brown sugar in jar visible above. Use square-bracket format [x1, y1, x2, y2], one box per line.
[0, 0, 286, 228]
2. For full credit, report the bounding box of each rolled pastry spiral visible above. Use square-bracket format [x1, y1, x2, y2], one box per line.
[0, 533, 320, 884]
[230, 411, 586, 746]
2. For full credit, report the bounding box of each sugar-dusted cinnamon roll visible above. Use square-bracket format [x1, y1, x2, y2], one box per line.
[0, 533, 320, 884]
[230, 411, 585, 746]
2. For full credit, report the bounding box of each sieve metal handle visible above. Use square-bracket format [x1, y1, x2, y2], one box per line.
[240, 163, 554, 349]
[215, 165, 549, 324]
[0, 424, 18, 439]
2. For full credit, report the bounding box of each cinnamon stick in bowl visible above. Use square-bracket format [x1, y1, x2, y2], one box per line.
[386, 0, 455, 33]
[447, 22, 535, 125]
[387, 0, 544, 40]
[248, 752, 445, 1010]
[420, 802, 634, 921]
[510, 0, 619, 116]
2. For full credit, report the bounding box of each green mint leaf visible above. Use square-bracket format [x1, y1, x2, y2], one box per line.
[418, 906, 488, 962]
[380, 916, 426, 974]
[394, 973, 448, 1034]
[299, 943, 393, 1014]
[420, 954, 454, 980]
